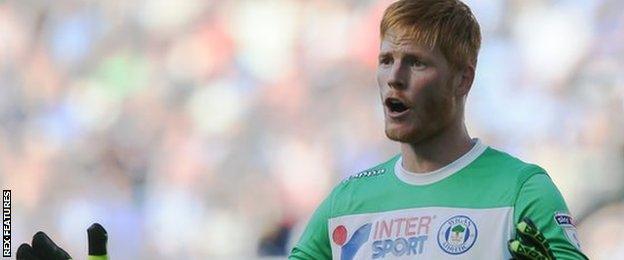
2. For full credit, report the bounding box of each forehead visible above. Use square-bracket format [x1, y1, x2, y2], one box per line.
[379, 31, 442, 58]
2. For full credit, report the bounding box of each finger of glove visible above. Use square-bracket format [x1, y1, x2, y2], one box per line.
[87, 223, 108, 257]
[516, 218, 554, 259]
[17, 243, 41, 260]
[31, 231, 73, 260]
[508, 240, 549, 260]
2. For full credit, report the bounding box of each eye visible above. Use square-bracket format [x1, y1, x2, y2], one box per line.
[407, 58, 426, 68]
[378, 56, 392, 66]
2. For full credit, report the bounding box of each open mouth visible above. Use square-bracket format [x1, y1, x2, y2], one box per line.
[385, 98, 410, 114]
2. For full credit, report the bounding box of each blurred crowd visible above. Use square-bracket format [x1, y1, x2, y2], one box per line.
[0, 0, 622, 258]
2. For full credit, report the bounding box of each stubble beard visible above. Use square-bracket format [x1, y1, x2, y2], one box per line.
[384, 121, 435, 144]
[382, 78, 461, 145]
[384, 101, 458, 145]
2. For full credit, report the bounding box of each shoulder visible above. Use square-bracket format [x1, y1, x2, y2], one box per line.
[461, 146, 552, 205]
[476, 146, 547, 182]
[341, 155, 399, 183]
[327, 155, 399, 198]
[339, 155, 399, 186]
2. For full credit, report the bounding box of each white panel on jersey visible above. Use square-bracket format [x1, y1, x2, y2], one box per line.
[328, 206, 513, 260]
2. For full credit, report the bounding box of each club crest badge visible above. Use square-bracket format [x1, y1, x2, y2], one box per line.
[437, 215, 478, 255]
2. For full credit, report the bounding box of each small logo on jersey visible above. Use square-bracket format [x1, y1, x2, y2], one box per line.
[332, 223, 372, 260]
[437, 215, 478, 255]
[554, 212, 575, 227]
[554, 212, 582, 250]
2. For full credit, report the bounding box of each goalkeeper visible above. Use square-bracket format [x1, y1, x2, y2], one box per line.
[289, 0, 588, 259]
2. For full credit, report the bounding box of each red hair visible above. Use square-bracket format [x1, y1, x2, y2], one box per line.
[380, 0, 482, 71]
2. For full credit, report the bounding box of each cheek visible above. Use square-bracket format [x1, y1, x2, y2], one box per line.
[376, 69, 387, 89]
[424, 82, 454, 119]
[408, 71, 443, 101]
[410, 72, 452, 113]
[414, 70, 443, 88]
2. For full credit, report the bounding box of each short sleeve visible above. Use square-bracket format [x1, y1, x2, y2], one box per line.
[514, 172, 588, 260]
[289, 191, 334, 260]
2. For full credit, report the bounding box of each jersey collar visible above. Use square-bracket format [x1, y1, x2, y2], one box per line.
[394, 138, 487, 186]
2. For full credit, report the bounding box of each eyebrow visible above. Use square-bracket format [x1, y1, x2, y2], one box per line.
[378, 51, 427, 60]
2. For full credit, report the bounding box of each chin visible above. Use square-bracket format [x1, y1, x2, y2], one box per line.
[385, 126, 424, 143]
[385, 118, 445, 144]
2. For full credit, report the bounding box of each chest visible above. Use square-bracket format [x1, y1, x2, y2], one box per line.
[328, 207, 514, 259]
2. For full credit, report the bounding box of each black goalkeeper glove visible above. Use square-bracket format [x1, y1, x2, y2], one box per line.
[508, 217, 556, 260]
[17, 223, 109, 260]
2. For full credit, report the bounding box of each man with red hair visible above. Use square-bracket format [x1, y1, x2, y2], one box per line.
[289, 0, 587, 259]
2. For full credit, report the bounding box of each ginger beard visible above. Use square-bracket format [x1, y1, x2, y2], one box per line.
[376, 35, 462, 144]
[382, 77, 459, 144]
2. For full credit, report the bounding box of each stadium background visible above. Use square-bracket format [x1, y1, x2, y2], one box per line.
[1, 0, 623, 258]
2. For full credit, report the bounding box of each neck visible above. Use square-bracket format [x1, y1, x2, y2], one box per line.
[400, 120, 473, 173]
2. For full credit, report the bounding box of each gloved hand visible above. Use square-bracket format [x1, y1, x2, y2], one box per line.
[16, 223, 109, 260]
[508, 218, 555, 260]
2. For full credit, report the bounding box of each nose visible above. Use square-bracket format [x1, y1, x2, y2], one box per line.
[387, 62, 406, 90]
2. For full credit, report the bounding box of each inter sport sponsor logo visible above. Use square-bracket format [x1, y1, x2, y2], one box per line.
[370, 216, 432, 258]
[332, 223, 372, 260]
[332, 215, 433, 259]
[437, 215, 478, 255]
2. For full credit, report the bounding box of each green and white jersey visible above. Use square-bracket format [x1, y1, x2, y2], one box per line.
[289, 140, 587, 259]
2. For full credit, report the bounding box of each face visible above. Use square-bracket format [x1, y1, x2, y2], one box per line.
[377, 33, 468, 144]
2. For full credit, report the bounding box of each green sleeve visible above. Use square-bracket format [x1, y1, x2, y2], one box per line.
[289, 190, 334, 260]
[514, 172, 588, 260]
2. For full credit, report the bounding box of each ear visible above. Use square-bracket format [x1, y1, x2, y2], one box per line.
[455, 65, 475, 97]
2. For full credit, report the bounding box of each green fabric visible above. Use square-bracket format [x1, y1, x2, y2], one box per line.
[514, 173, 589, 259]
[291, 193, 334, 259]
[289, 147, 586, 259]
